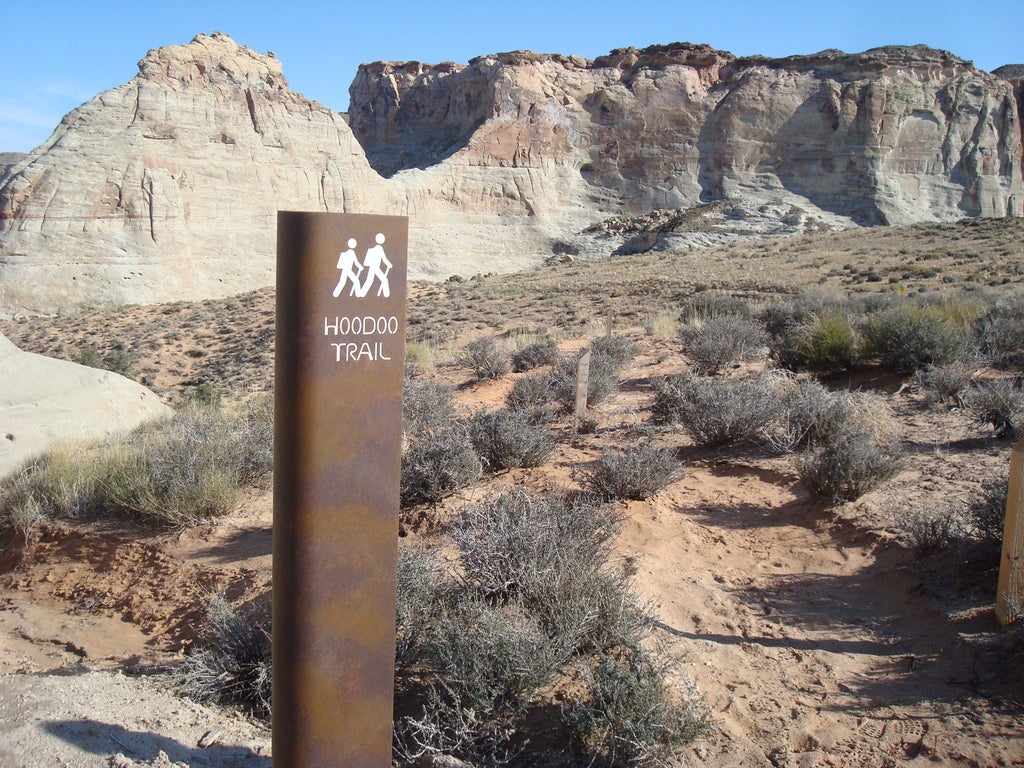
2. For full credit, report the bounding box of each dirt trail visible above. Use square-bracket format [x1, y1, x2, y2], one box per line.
[619, 459, 1022, 767]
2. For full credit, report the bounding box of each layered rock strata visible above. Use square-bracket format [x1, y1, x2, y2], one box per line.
[1, 34, 1022, 316]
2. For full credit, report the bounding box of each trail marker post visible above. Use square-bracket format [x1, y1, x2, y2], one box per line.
[574, 350, 591, 432]
[996, 437, 1024, 625]
[274, 212, 407, 766]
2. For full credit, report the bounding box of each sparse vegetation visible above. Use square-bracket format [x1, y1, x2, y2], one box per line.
[681, 313, 767, 373]
[466, 408, 556, 471]
[511, 337, 559, 372]
[653, 373, 783, 447]
[577, 441, 682, 501]
[400, 426, 482, 507]
[0, 404, 273, 533]
[459, 336, 511, 380]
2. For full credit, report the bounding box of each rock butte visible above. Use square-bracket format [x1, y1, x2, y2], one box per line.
[0, 33, 1022, 316]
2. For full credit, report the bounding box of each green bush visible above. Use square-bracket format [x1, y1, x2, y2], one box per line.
[466, 408, 556, 471]
[400, 427, 481, 507]
[576, 441, 683, 501]
[859, 302, 965, 370]
[783, 312, 857, 371]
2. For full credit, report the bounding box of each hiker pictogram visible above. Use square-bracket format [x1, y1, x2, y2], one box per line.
[332, 238, 363, 297]
[332, 233, 393, 299]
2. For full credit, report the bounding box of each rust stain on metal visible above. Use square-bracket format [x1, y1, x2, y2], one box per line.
[274, 212, 407, 766]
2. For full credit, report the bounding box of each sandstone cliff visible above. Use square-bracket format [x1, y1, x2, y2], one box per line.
[0, 33, 392, 315]
[1, 34, 1022, 316]
[351, 44, 1024, 225]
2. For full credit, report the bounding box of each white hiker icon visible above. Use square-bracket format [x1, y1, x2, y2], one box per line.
[332, 238, 364, 297]
[356, 233, 393, 298]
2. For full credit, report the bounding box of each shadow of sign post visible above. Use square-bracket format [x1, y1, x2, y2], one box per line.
[274, 212, 407, 766]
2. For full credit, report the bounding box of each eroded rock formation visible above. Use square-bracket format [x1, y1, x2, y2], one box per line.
[0, 333, 170, 477]
[1, 34, 1022, 316]
[352, 44, 1024, 224]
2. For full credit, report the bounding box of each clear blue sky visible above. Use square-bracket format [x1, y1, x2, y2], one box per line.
[2, 0, 1020, 153]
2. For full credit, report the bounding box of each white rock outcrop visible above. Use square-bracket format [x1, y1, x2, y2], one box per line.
[0, 333, 170, 478]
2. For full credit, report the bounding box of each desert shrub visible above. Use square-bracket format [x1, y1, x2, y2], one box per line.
[505, 371, 557, 421]
[577, 441, 682, 501]
[396, 596, 566, 765]
[466, 408, 556, 471]
[395, 543, 450, 672]
[653, 373, 783, 447]
[963, 379, 1023, 440]
[0, 447, 104, 536]
[979, 300, 1024, 368]
[177, 593, 272, 717]
[563, 648, 711, 768]
[916, 359, 980, 406]
[512, 338, 559, 372]
[182, 382, 223, 408]
[76, 344, 137, 376]
[3, 405, 273, 531]
[859, 302, 965, 370]
[589, 334, 639, 371]
[899, 507, 963, 559]
[797, 426, 901, 501]
[402, 377, 457, 436]
[681, 314, 767, 373]
[459, 337, 511, 380]
[765, 377, 855, 453]
[551, 348, 622, 412]
[400, 426, 481, 507]
[966, 473, 1009, 563]
[111, 405, 274, 525]
[678, 292, 751, 322]
[643, 310, 680, 339]
[452, 490, 647, 649]
[776, 312, 857, 372]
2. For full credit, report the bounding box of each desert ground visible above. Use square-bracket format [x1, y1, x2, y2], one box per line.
[1, 218, 1023, 767]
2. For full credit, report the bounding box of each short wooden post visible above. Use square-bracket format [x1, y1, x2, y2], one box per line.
[574, 350, 591, 432]
[996, 437, 1024, 625]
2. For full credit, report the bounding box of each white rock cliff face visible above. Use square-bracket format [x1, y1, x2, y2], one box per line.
[0, 35, 1022, 316]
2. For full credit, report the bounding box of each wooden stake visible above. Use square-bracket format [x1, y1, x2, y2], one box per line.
[996, 437, 1024, 625]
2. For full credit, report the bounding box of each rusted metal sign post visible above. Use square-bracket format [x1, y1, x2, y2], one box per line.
[274, 212, 407, 766]
[996, 437, 1024, 625]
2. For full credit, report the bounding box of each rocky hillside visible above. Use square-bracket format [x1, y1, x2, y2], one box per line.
[0, 34, 1022, 316]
